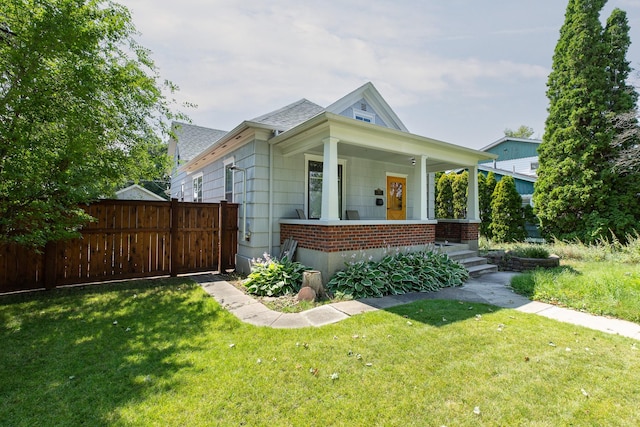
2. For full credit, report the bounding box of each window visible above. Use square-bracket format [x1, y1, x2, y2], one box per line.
[225, 164, 234, 201]
[353, 108, 375, 123]
[193, 174, 203, 202]
[306, 158, 343, 219]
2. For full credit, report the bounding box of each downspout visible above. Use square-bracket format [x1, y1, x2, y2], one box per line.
[268, 130, 279, 255]
[268, 142, 274, 254]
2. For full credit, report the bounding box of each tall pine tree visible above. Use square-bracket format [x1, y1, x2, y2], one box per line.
[534, 0, 639, 242]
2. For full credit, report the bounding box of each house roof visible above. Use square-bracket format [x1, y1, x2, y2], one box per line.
[478, 163, 537, 183]
[177, 82, 495, 173]
[325, 82, 409, 132]
[250, 99, 325, 131]
[169, 122, 227, 162]
[479, 136, 541, 152]
[115, 184, 168, 201]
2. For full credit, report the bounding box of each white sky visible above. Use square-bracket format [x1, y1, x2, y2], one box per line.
[120, 0, 640, 149]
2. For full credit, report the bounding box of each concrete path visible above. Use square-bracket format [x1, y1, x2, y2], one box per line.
[193, 272, 640, 341]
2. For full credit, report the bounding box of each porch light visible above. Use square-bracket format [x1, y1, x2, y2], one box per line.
[229, 165, 249, 241]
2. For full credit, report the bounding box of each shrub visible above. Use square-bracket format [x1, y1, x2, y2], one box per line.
[243, 254, 309, 297]
[327, 249, 468, 299]
[490, 176, 527, 242]
[509, 246, 550, 259]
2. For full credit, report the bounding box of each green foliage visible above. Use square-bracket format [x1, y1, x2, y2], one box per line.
[509, 246, 550, 259]
[0, 0, 181, 247]
[490, 176, 526, 242]
[436, 171, 468, 219]
[511, 261, 640, 323]
[244, 254, 309, 297]
[435, 173, 454, 218]
[478, 172, 497, 238]
[534, 0, 640, 243]
[504, 125, 534, 138]
[327, 249, 468, 299]
[451, 170, 468, 219]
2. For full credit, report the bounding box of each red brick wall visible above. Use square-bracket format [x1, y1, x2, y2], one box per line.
[435, 221, 479, 242]
[460, 222, 479, 241]
[280, 223, 436, 253]
[435, 222, 462, 242]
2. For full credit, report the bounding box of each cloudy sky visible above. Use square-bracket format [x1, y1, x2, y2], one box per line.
[121, 0, 640, 149]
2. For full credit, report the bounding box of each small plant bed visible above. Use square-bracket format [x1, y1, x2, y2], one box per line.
[485, 246, 559, 272]
[231, 249, 468, 311]
[327, 249, 468, 299]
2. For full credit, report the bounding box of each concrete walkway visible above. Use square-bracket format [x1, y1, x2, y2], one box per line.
[193, 272, 640, 341]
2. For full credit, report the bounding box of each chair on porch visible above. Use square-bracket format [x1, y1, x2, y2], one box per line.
[345, 210, 360, 220]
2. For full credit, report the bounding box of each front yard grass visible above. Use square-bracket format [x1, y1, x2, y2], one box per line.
[2, 278, 639, 426]
[511, 261, 640, 323]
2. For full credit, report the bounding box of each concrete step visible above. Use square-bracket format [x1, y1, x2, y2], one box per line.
[467, 263, 499, 277]
[458, 256, 490, 268]
[446, 250, 478, 261]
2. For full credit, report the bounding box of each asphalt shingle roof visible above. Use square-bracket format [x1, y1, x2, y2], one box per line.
[250, 99, 325, 131]
[172, 122, 227, 162]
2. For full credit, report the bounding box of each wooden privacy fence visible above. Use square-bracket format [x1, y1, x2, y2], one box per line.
[0, 199, 238, 294]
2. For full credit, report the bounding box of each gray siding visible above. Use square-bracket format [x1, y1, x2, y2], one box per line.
[338, 98, 388, 127]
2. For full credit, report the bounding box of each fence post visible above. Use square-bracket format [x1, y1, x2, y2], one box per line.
[43, 241, 57, 290]
[170, 198, 179, 277]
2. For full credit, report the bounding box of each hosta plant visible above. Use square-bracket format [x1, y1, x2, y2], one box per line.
[243, 254, 309, 297]
[327, 249, 468, 299]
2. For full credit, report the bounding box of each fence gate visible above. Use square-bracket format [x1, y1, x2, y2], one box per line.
[0, 199, 238, 294]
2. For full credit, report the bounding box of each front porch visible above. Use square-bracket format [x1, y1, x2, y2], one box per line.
[280, 219, 480, 282]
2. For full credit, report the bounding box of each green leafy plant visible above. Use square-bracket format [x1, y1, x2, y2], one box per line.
[243, 254, 309, 297]
[509, 246, 550, 259]
[327, 249, 468, 299]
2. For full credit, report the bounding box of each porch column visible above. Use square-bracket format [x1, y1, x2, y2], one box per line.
[467, 165, 479, 220]
[320, 136, 340, 221]
[428, 172, 436, 220]
[413, 155, 428, 220]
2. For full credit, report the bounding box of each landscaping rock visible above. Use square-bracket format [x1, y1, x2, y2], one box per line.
[297, 286, 316, 302]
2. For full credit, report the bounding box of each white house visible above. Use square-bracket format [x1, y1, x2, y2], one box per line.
[169, 83, 495, 279]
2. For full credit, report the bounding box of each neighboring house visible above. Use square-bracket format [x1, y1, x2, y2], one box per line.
[478, 136, 541, 206]
[115, 184, 168, 201]
[169, 82, 495, 279]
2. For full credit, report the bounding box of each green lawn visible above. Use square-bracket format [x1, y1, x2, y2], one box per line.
[1, 278, 639, 426]
[511, 260, 640, 323]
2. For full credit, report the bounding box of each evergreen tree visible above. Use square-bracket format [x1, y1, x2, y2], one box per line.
[533, 0, 638, 242]
[479, 172, 497, 238]
[452, 171, 468, 219]
[436, 173, 454, 218]
[490, 176, 526, 243]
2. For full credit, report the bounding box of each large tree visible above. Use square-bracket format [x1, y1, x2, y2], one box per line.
[534, 0, 639, 242]
[0, 0, 178, 247]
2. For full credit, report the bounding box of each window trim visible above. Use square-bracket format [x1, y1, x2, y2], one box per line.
[223, 157, 235, 202]
[192, 172, 203, 203]
[304, 154, 347, 219]
[353, 108, 375, 123]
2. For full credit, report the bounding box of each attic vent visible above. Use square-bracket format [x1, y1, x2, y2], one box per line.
[360, 103, 367, 111]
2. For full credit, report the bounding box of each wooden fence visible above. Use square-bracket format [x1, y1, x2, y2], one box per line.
[0, 199, 238, 294]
